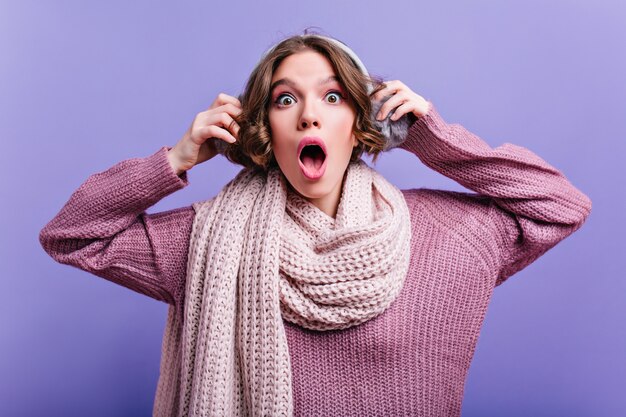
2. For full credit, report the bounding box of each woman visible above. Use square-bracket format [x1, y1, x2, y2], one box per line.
[40, 33, 591, 416]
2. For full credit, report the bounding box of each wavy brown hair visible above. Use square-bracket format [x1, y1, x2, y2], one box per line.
[222, 34, 387, 171]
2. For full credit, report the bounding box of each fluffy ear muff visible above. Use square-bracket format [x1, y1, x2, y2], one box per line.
[371, 95, 415, 151]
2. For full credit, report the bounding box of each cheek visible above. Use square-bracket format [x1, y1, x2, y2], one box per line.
[268, 118, 293, 169]
[269, 111, 292, 142]
[338, 107, 356, 132]
[268, 113, 283, 148]
[334, 113, 357, 149]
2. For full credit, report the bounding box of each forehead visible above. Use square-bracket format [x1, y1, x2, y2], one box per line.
[271, 50, 337, 83]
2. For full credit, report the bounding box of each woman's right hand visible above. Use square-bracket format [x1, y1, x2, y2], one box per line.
[167, 93, 242, 175]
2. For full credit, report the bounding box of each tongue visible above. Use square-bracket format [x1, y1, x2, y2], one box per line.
[301, 147, 325, 171]
[302, 154, 324, 171]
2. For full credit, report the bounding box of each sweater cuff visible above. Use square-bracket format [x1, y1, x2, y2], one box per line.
[399, 102, 453, 153]
[141, 147, 189, 202]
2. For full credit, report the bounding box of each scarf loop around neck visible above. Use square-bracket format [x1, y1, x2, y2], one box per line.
[153, 160, 411, 416]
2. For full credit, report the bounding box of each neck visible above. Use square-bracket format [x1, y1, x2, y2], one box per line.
[288, 178, 344, 219]
[307, 192, 341, 218]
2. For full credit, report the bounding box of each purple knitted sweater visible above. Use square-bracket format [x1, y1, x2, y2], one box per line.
[40, 104, 591, 416]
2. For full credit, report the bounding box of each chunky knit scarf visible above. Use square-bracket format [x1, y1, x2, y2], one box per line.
[153, 160, 411, 417]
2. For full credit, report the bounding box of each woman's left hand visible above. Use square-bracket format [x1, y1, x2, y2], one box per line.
[372, 80, 431, 121]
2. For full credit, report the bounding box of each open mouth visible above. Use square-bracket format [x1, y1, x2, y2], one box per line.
[297, 137, 327, 180]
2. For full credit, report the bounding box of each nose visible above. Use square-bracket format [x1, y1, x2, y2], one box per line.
[298, 100, 321, 130]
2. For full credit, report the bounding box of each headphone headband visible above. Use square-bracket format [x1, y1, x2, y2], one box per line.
[256, 34, 370, 79]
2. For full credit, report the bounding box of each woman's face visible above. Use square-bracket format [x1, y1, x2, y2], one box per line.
[268, 50, 357, 218]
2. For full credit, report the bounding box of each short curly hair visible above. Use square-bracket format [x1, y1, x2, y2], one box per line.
[222, 34, 387, 171]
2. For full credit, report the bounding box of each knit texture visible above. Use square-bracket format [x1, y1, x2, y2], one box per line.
[39, 103, 591, 416]
[153, 161, 410, 416]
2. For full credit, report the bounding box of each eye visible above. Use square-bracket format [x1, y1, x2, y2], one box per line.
[325, 91, 344, 104]
[275, 93, 295, 107]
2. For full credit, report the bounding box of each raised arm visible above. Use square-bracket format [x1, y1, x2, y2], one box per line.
[40, 93, 242, 305]
[399, 102, 591, 284]
[39, 148, 196, 305]
[372, 80, 591, 284]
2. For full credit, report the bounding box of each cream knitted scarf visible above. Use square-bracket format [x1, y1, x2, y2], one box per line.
[153, 160, 411, 417]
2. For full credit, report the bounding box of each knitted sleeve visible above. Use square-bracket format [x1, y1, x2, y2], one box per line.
[39, 147, 197, 305]
[400, 103, 592, 285]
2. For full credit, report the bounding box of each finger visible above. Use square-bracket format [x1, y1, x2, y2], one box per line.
[220, 93, 242, 108]
[197, 103, 242, 127]
[372, 80, 405, 101]
[209, 93, 242, 110]
[197, 125, 237, 144]
[219, 102, 243, 118]
[228, 119, 240, 139]
[376, 92, 410, 120]
[388, 94, 429, 119]
[211, 93, 241, 108]
[206, 111, 240, 139]
[389, 101, 415, 121]
[207, 103, 243, 120]
[382, 80, 405, 91]
[372, 83, 393, 102]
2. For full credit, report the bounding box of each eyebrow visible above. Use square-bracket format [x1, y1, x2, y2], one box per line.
[269, 75, 340, 94]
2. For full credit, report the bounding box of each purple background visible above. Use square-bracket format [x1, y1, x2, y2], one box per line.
[1, 1, 624, 416]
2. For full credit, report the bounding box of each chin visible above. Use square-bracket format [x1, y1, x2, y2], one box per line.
[280, 156, 350, 206]
[291, 181, 334, 200]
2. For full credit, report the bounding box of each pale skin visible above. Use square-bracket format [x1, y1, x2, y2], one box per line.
[267, 51, 358, 218]
[167, 51, 431, 218]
